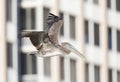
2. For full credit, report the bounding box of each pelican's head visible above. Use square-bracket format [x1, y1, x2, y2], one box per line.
[47, 13, 63, 26]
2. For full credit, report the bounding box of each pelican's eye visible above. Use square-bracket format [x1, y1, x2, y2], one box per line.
[54, 16, 59, 22]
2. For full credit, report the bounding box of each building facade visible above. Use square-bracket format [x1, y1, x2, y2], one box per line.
[1, 0, 120, 82]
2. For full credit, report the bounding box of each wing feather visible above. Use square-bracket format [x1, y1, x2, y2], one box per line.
[48, 20, 63, 45]
[21, 30, 45, 47]
[21, 30, 44, 37]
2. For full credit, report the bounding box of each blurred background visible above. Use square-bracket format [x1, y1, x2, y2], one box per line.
[0, 0, 120, 82]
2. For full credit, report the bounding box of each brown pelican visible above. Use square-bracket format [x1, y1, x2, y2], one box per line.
[21, 13, 85, 58]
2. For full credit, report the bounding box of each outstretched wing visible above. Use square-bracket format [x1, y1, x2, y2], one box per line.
[47, 14, 63, 47]
[21, 30, 45, 47]
[61, 42, 85, 58]
[48, 20, 63, 43]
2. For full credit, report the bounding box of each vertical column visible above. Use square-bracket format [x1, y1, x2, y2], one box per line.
[112, 29, 117, 52]
[36, 1, 43, 30]
[37, 57, 44, 82]
[64, 13, 70, 39]
[100, 0, 108, 82]
[0, 0, 7, 82]
[89, 0, 93, 3]
[89, 64, 95, 82]
[111, 0, 116, 11]
[12, 0, 19, 82]
[112, 69, 117, 82]
[12, 0, 17, 25]
[64, 57, 70, 82]
[13, 43, 19, 82]
[50, 0, 60, 82]
[36, 1, 44, 82]
[76, 0, 85, 82]
[89, 21, 94, 45]
[50, 0, 59, 15]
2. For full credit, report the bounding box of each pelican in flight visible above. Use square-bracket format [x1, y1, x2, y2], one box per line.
[21, 13, 85, 58]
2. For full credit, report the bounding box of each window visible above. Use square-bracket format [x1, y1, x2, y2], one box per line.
[85, 64, 89, 82]
[59, 12, 64, 36]
[21, 53, 27, 74]
[94, 22, 100, 46]
[31, 56, 37, 74]
[60, 57, 64, 80]
[107, 0, 111, 8]
[20, 8, 36, 30]
[93, 0, 99, 5]
[7, 42, 13, 67]
[44, 58, 51, 77]
[116, 0, 120, 11]
[94, 65, 100, 82]
[109, 69, 112, 82]
[84, 20, 89, 43]
[70, 59, 76, 82]
[31, 8, 35, 29]
[6, 0, 12, 21]
[117, 71, 120, 82]
[70, 15, 76, 39]
[117, 30, 120, 52]
[20, 8, 26, 30]
[108, 27, 112, 50]
[21, 53, 37, 74]
[43, 7, 50, 30]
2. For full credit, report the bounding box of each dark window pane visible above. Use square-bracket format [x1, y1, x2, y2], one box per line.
[31, 8, 36, 29]
[70, 59, 76, 82]
[108, 27, 112, 50]
[109, 69, 112, 82]
[94, 66, 100, 82]
[107, 0, 111, 8]
[27, 55, 37, 74]
[84, 20, 89, 43]
[117, 30, 120, 52]
[60, 57, 64, 80]
[85, 64, 89, 82]
[26, 55, 32, 74]
[59, 12, 64, 36]
[7, 42, 13, 67]
[93, 0, 99, 5]
[21, 53, 37, 74]
[70, 15, 76, 39]
[43, 7, 50, 30]
[21, 53, 27, 74]
[116, 0, 120, 11]
[94, 22, 100, 46]
[20, 8, 26, 30]
[44, 58, 51, 77]
[6, 0, 12, 21]
[117, 71, 120, 82]
[32, 56, 37, 74]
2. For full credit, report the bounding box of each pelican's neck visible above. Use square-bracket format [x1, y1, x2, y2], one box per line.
[44, 23, 53, 33]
